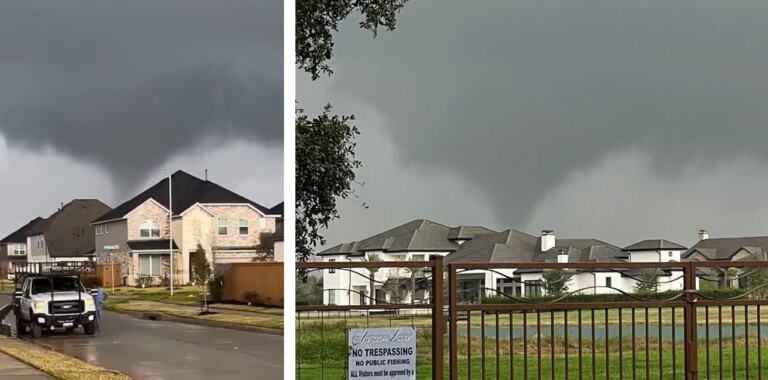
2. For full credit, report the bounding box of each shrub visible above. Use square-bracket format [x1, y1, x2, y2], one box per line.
[244, 291, 260, 305]
[208, 275, 225, 302]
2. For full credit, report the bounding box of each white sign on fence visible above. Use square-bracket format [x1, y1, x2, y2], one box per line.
[348, 327, 416, 380]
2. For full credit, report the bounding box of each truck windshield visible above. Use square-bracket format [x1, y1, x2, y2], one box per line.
[31, 277, 80, 294]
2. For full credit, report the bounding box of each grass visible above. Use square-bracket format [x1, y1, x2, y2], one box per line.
[106, 301, 284, 330]
[0, 337, 133, 380]
[296, 326, 768, 379]
[107, 286, 283, 315]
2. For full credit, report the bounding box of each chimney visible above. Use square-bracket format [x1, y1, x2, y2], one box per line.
[205, 169, 208, 181]
[541, 230, 555, 252]
[557, 249, 568, 263]
[698, 229, 709, 241]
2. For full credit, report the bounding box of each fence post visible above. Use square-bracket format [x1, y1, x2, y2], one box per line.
[431, 255, 445, 380]
[448, 263, 457, 380]
[684, 261, 698, 379]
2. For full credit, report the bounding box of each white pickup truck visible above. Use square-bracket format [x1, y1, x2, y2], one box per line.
[13, 274, 97, 338]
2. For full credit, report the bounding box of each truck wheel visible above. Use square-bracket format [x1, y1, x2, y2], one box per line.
[15, 316, 27, 335]
[31, 324, 42, 338]
[84, 323, 96, 335]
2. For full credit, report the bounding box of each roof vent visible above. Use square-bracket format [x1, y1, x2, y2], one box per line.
[541, 230, 555, 252]
[698, 230, 709, 241]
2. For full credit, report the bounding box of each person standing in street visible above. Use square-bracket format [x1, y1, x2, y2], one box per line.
[93, 285, 108, 330]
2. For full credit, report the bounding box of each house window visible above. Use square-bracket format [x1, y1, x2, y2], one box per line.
[328, 259, 336, 274]
[412, 254, 425, 262]
[104, 224, 109, 234]
[239, 218, 249, 235]
[605, 277, 612, 288]
[218, 218, 228, 235]
[328, 290, 336, 305]
[140, 220, 160, 238]
[525, 280, 543, 298]
[12, 244, 25, 256]
[138, 255, 162, 276]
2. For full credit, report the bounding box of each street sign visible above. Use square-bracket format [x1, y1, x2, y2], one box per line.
[348, 327, 416, 380]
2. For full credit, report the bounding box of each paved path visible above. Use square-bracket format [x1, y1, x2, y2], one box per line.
[0, 296, 283, 380]
[0, 351, 54, 379]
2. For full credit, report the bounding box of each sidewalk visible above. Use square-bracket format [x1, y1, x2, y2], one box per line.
[0, 351, 54, 380]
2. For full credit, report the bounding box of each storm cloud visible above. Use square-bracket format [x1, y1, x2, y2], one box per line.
[299, 0, 768, 247]
[0, 0, 283, 192]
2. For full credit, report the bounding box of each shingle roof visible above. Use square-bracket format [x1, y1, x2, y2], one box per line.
[33, 200, 112, 257]
[318, 219, 493, 256]
[445, 234, 625, 265]
[93, 170, 270, 223]
[268, 202, 284, 216]
[683, 236, 768, 260]
[624, 239, 687, 251]
[0, 217, 44, 244]
[447, 226, 497, 241]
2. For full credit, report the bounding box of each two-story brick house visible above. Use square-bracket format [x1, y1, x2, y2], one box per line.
[91, 170, 281, 286]
[26, 199, 112, 264]
[0, 217, 43, 278]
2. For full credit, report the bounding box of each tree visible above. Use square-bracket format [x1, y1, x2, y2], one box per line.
[634, 269, 661, 294]
[362, 253, 382, 305]
[542, 269, 573, 297]
[296, 0, 410, 262]
[191, 244, 213, 286]
[736, 254, 768, 299]
[254, 232, 275, 262]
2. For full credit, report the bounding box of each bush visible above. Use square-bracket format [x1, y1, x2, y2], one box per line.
[244, 291, 260, 305]
[208, 275, 225, 302]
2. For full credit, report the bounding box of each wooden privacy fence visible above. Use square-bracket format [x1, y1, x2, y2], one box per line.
[221, 262, 284, 307]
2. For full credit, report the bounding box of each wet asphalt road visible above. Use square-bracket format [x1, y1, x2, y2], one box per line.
[0, 295, 283, 380]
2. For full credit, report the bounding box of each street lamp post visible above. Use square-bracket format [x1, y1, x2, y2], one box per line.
[163, 167, 174, 296]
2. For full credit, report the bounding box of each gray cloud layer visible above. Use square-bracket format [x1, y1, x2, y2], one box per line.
[0, 0, 282, 192]
[301, 0, 768, 247]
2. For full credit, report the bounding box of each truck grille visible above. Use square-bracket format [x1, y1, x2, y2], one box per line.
[49, 300, 84, 314]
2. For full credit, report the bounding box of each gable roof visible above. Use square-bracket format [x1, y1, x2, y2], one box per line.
[624, 239, 687, 251]
[0, 217, 44, 244]
[93, 170, 270, 223]
[269, 202, 284, 216]
[445, 233, 625, 265]
[32, 200, 112, 257]
[683, 236, 768, 260]
[318, 219, 495, 256]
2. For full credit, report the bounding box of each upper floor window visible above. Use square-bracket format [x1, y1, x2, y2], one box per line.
[12, 244, 25, 256]
[96, 225, 109, 235]
[218, 218, 228, 235]
[239, 218, 248, 235]
[140, 220, 160, 238]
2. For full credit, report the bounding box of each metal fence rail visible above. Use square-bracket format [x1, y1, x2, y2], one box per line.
[298, 259, 768, 379]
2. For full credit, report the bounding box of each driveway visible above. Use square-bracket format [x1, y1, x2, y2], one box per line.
[0, 295, 283, 380]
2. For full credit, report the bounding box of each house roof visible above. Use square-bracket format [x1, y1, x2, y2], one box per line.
[445, 233, 625, 266]
[624, 239, 687, 251]
[126, 239, 178, 251]
[682, 236, 768, 261]
[31, 200, 112, 257]
[447, 226, 497, 241]
[93, 170, 270, 224]
[0, 217, 44, 244]
[319, 219, 495, 256]
[269, 202, 284, 216]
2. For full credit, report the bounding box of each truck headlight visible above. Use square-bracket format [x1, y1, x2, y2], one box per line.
[33, 301, 46, 311]
[85, 298, 95, 309]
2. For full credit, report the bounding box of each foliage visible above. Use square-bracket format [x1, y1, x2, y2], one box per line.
[736, 254, 768, 299]
[541, 269, 574, 296]
[296, 106, 362, 262]
[296, 0, 410, 262]
[244, 291, 260, 305]
[191, 244, 213, 285]
[254, 232, 275, 261]
[296, 276, 323, 306]
[633, 269, 661, 294]
[296, 0, 410, 80]
[208, 275, 225, 302]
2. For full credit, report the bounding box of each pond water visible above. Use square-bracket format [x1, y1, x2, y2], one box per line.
[458, 324, 766, 340]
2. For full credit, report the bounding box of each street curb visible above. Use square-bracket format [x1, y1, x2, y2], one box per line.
[106, 307, 284, 336]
